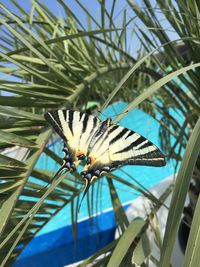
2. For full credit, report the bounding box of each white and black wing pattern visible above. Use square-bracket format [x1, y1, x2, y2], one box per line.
[85, 118, 111, 172]
[44, 110, 101, 170]
[45, 110, 166, 208]
[108, 125, 166, 168]
[82, 123, 166, 181]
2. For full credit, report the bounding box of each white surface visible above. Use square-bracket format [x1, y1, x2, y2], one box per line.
[65, 175, 185, 267]
[121, 174, 185, 267]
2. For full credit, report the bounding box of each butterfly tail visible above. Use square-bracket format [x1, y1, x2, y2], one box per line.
[78, 177, 91, 212]
[36, 164, 66, 193]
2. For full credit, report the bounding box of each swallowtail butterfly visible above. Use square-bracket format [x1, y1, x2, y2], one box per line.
[45, 110, 166, 205]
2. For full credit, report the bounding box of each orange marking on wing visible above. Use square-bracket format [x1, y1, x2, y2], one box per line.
[89, 156, 95, 166]
[76, 151, 85, 157]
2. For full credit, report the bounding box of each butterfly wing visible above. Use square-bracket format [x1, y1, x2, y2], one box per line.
[80, 118, 111, 206]
[108, 125, 166, 168]
[45, 111, 166, 208]
[87, 118, 111, 170]
[82, 123, 166, 180]
[44, 110, 101, 168]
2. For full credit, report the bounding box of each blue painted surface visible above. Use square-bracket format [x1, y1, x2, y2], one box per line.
[14, 101, 181, 266]
[14, 207, 118, 266]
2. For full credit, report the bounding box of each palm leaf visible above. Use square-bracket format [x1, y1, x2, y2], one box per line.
[0, 0, 200, 266]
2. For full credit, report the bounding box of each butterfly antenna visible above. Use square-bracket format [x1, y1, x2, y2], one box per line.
[78, 178, 91, 212]
[97, 109, 128, 119]
[109, 110, 128, 119]
[36, 165, 66, 193]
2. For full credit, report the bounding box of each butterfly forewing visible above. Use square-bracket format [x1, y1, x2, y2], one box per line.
[87, 119, 111, 168]
[45, 110, 100, 157]
[108, 125, 166, 167]
[83, 121, 165, 176]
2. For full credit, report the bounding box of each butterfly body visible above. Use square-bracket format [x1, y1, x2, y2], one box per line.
[45, 109, 166, 205]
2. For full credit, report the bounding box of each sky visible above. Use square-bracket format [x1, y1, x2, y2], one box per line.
[1, 0, 179, 54]
[1, 0, 129, 26]
[0, 0, 134, 84]
[0, 0, 179, 86]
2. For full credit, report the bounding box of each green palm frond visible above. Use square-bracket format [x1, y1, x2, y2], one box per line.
[0, 1, 138, 264]
[0, 0, 200, 266]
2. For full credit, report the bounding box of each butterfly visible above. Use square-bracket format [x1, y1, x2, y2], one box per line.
[44, 110, 166, 205]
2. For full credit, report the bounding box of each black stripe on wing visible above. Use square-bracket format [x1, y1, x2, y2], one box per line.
[44, 110, 67, 142]
[109, 127, 129, 145]
[82, 113, 89, 133]
[110, 155, 165, 168]
[125, 131, 135, 140]
[110, 146, 166, 167]
[114, 146, 165, 167]
[109, 126, 166, 167]
[85, 116, 99, 144]
[115, 135, 147, 154]
[128, 149, 166, 166]
[89, 119, 110, 149]
[67, 110, 74, 135]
